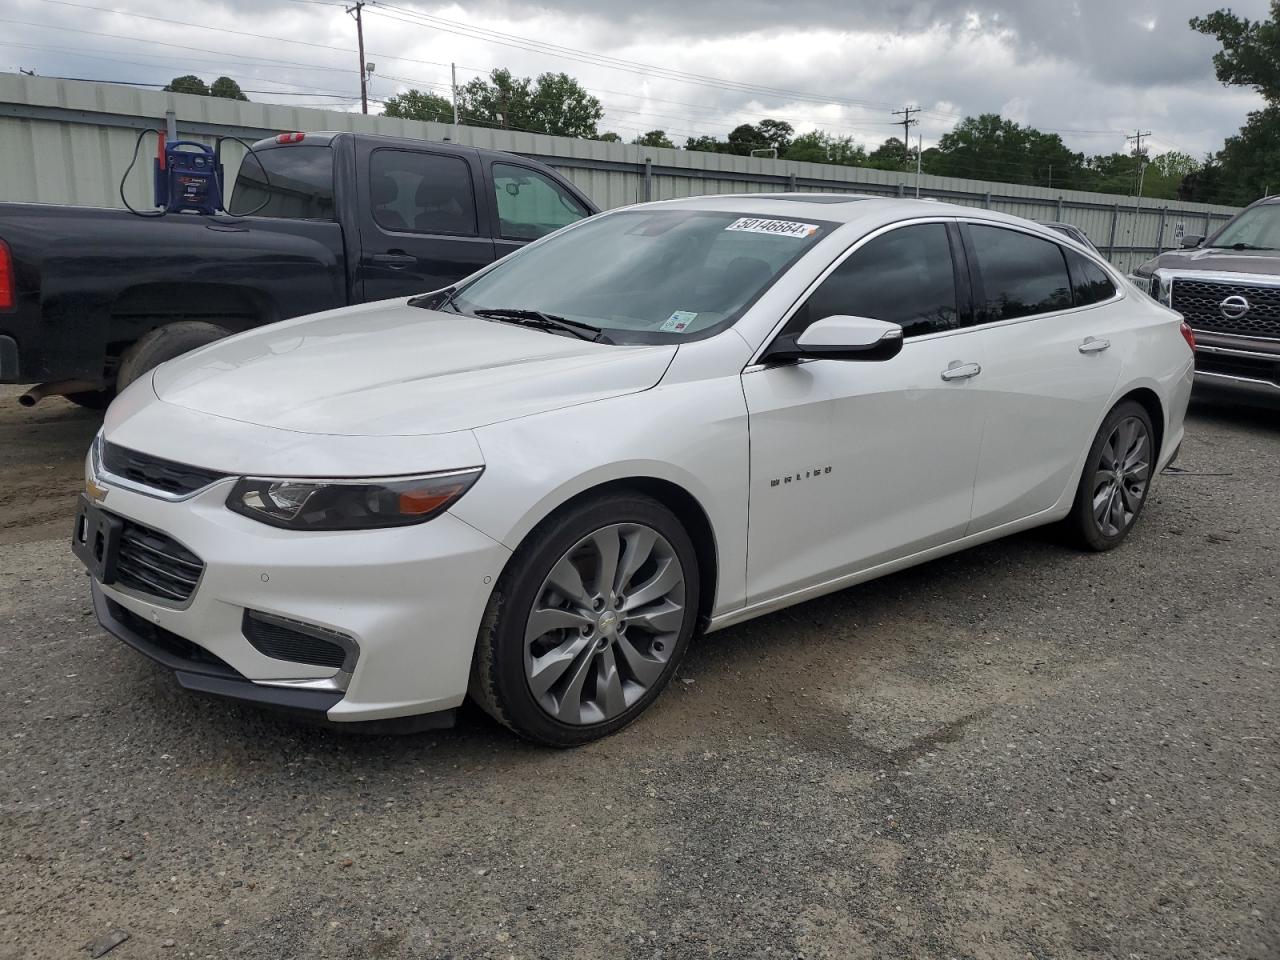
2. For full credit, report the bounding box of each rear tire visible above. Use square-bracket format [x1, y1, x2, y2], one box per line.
[116, 321, 232, 391]
[1063, 400, 1155, 551]
[469, 494, 700, 747]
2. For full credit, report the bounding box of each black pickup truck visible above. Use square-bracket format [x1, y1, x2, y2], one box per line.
[0, 130, 597, 407]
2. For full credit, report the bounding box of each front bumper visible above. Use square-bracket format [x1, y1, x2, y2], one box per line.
[1192, 332, 1280, 400]
[82, 467, 512, 725]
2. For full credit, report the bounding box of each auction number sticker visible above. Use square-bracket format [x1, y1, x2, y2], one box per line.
[725, 217, 820, 239]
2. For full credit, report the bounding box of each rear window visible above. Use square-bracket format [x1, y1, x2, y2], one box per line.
[229, 145, 335, 220]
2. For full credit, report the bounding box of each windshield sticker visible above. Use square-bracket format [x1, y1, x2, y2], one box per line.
[725, 217, 820, 239]
[660, 311, 698, 333]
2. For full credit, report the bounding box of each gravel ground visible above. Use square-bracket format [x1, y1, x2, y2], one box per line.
[0, 384, 1276, 960]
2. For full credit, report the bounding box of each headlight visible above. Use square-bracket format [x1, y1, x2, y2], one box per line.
[226, 467, 483, 531]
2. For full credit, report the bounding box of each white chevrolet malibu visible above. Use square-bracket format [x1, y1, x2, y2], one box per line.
[74, 194, 1194, 745]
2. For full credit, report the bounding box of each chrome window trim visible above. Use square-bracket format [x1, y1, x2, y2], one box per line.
[747, 216, 1123, 368]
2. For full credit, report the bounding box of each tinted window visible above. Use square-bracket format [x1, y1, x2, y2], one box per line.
[969, 225, 1072, 322]
[369, 149, 477, 236]
[492, 163, 589, 240]
[787, 223, 959, 338]
[230, 145, 334, 219]
[1065, 249, 1117, 306]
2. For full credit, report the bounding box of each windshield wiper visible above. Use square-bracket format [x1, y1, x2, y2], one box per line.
[472, 308, 613, 344]
[1212, 242, 1277, 251]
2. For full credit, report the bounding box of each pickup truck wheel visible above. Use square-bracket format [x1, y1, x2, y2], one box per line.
[117, 321, 232, 391]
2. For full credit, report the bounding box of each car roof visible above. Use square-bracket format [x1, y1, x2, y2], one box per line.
[625, 192, 1061, 235]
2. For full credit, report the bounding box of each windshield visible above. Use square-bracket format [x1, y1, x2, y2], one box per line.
[229, 144, 335, 220]
[445, 209, 832, 343]
[1210, 203, 1280, 249]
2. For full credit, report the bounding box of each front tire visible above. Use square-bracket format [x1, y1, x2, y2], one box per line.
[469, 494, 700, 747]
[116, 321, 232, 391]
[1063, 400, 1155, 551]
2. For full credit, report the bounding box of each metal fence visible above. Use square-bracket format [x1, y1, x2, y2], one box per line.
[0, 73, 1242, 273]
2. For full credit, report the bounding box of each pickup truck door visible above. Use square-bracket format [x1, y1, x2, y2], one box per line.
[356, 144, 495, 301]
[485, 160, 594, 260]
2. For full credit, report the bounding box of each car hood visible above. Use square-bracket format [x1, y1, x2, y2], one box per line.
[152, 300, 677, 437]
[1139, 246, 1280, 276]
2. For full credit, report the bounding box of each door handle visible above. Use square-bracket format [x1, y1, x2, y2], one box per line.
[940, 361, 982, 382]
[1078, 336, 1111, 354]
[370, 252, 417, 269]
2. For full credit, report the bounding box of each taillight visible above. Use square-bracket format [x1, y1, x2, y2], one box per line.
[0, 239, 13, 310]
[1179, 320, 1195, 352]
[275, 132, 306, 144]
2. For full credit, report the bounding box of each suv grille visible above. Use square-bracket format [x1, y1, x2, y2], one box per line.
[242, 611, 351, 669]
[1171, 278, 1280, 339]
[102, 442, 226, 497]
[115, 518, 204, 603]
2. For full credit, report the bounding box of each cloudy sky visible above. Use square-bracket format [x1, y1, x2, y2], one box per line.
[2, 0, 1270, 163]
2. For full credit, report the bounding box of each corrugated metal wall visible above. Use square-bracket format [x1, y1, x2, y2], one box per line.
[0, 73, 1242, 273]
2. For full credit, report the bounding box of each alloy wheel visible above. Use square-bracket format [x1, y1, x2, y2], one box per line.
[523, 522, 686, 725]
[1091, 415, 1151, 538]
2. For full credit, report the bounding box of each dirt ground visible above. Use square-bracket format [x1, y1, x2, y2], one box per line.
[0, 384, 1277, 960]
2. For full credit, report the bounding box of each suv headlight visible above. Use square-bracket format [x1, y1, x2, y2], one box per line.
[227, 467, 483, 531]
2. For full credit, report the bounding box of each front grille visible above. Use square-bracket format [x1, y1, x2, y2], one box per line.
[105, 597, 238, 676]
[242, 611, 351, 669]
[114, 518, 204, 603]
[102, 442, 227, 497]
[1171, 278, 1280, 339]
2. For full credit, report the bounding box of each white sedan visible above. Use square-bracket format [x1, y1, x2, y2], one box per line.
[73, 195, 1194, 745]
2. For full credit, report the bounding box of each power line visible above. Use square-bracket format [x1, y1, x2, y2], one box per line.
[891, 105, 919, 163]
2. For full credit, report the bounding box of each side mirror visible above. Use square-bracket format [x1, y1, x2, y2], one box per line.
[763, 315, 904, 363]
[1180, 234, 1205, 249]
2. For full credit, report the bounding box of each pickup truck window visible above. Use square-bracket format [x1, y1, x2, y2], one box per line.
[492, 162, 589, 241]
[370, 149, 478, 236]
[230, 145, 335, 220]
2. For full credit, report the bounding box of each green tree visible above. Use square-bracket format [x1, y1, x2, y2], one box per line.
[923, 114, 1084, 187]
[457, 68, 603, 137]
[867, 137, 910, 170]
[209, 76, 249, 101]
[756, 119, 795, 155]
[382, 89, 455, 122]
[786, 131, 867, 166]
[164, 75, 209, 96]
[597, 131, 623, 142]
[632, 130, 675, 148]
[684, 134, 729, 153]
[1191, 4, 1280, 99]
[163, 75, 251, 101]
[1191, 4, 1280, 203]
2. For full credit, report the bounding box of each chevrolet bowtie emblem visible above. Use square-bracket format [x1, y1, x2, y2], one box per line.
[86, 477, 109, 503]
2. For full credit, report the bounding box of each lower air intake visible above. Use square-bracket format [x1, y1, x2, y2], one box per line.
[242, 611, 352, 670]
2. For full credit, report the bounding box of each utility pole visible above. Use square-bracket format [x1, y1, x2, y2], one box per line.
[451, 62, 459, 126]
[916, 133, 923, 197]
[347, 1, 368, 114]
[1127, 129, 1151, 198]
[892, 105, 919, 165]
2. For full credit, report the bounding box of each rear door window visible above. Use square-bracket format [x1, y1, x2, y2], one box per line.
[1064, 249, 1117, 307]
[786, 223, 961, 338]
[967, 225, 1072, 322]
[369, 149, 478, 236]
[492, 163, 590, 241]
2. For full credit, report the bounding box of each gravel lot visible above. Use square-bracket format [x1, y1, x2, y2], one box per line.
[1, 384, 1276, 960]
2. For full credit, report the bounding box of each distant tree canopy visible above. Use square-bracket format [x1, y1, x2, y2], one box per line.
[632, 129, 675, 148]
[455, 68, 603, 138]
[163, 75, 249, 101]
[382, 89, 454, 123]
